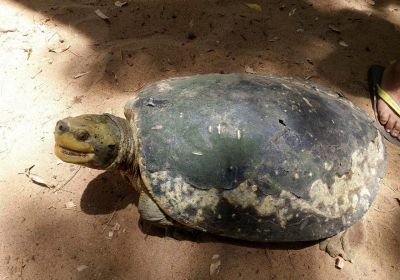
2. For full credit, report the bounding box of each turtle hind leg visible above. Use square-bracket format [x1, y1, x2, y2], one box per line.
[319, 219, 366, 263]
[138, 189, 173, 227]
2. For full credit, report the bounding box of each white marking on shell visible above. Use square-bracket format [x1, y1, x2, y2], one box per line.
[360, 188, 370, 197]
[192, 151, 203, 156]
[180, 112, 183, 118]
[148, 173, 220, 224]
[223, 181, 257, 209]
[146, 133, 384, 232]
[151, 124, 163, 130]
[302, 97, 313, 107]
[324, 162, 333, 171]
[157, 82, 173, 92]
[351, 194, 359, 209]
[237, 130, 241, 140]
[217, 124, 221, 135]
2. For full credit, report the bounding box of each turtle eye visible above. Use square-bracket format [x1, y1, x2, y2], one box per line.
[76, 131, 90, 141]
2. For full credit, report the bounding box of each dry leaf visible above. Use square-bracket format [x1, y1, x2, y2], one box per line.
[29, 174, 52, 188]
[210, 254, 221, 276]
[289, 8, 296, 16]
[24, 48, 32, 60]
[245, 65, 256, 74]
[245, 3, 262, 12]
[114, 1, 128, 7]
[339, 40, 349, 47]
[95, 9, 110, 20]
[25, 166, 54, 189]
[365, 0, 375, 5]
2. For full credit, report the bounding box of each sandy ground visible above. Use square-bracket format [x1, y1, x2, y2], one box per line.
[0, 0, 399, 279]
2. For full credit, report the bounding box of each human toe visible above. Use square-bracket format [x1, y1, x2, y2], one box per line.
[378, 109, 390, 125]
[384, 116, 396, 132]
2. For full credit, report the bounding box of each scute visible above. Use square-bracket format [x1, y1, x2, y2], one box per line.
[125, 74, 386, 242]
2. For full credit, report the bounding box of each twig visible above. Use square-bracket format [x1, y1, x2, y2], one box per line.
[374, 207, 397, 213]
[53, 166, 81, 193]
[67, 49, 82, 57]
[383, 183, 397, 193]
[102, 210, 117, 232]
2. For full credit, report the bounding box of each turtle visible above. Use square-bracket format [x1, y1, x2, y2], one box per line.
[54, 74, 386, 242]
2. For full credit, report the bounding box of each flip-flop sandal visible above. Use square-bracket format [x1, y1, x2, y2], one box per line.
[368, 65, 400, 146]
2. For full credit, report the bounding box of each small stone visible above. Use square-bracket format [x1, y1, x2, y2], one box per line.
[65, 201, 76, 209]
[77, 265, 88, 272]
[210, 254, 221, 276]
[328, 24, 341, 33]
[335, 258, 344, 269]
[245, 65, 256, 74]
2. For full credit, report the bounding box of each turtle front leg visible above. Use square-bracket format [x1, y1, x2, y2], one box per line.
[138, 189, 173, 227]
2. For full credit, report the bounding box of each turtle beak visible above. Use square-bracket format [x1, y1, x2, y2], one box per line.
[54, 119, 95, 164]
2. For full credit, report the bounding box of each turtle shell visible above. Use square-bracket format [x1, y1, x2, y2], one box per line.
[124, 74, 386, 242]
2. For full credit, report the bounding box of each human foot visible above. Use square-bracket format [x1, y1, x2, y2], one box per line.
[377, 62, 400, 140]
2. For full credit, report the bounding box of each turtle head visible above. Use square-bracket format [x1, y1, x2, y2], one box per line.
[54, 114, 132, 170]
